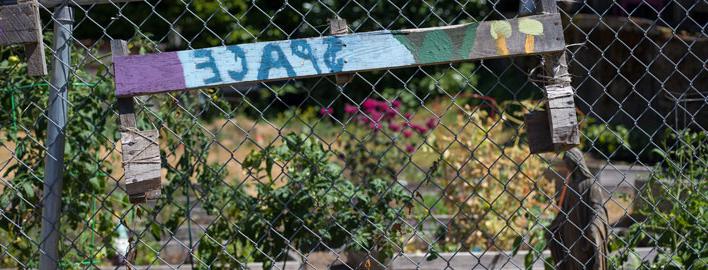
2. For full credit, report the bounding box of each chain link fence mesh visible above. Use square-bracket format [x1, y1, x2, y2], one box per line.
[1, 0, 706, 269]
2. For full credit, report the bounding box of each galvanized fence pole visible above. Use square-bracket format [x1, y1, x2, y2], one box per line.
[39, 4, 73, 270]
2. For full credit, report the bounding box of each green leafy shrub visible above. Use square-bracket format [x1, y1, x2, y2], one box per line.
[0, 40, 121, 268]
[195, 133, 413, 268]
[609, 130, 707, 269]
[582, 117, 632, 158]
[432, 107, 556, 254]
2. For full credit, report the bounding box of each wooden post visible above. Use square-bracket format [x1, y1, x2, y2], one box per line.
[0, 0, 142, 76]
[329, 17, 353, 85]
[0, 0, 47, 76]
[528, 0, 580, 153]
[111, 40, 162, 204]
[524, 110, 555, 153]
[548, 148, 609, 269]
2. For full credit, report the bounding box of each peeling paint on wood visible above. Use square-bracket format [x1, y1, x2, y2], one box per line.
[114, 14, 564, 97]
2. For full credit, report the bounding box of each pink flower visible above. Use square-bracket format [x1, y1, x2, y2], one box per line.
[376, 101, 390, 111]
[392, 100, 401, 108]
[320, 107, 333, 116]
[405, 144, 416, 153]
[384, 107, 398, 119]
[426, 117, 438, 129]
[404, 112, 412, 120]
[402, 129, 413, 138]
[368, 111, 383, 122]
[369, 121, 381, 131]
[344, 104, 358, 114]
[362, 99, 380, 112]
[411, 124, 428, 134]
[389, 123, 401, 132]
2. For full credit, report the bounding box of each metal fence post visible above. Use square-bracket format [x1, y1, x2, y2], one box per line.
[39, 4, 73, 269]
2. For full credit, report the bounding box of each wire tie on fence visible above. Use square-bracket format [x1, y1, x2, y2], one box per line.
[566, 42, 586, 48]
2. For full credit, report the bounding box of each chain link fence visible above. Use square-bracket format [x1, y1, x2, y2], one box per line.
[1, 0, 705, 269]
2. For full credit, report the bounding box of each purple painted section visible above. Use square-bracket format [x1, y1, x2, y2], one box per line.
[114, 52, 185, 97]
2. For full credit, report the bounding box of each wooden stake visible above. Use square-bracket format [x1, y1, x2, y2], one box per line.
[111, 39, 162, 204]
[330, 17, 353, 85]
[524, 110, 555, 154]
[0, 0, 47, 76]
[534, 0, 580, 152]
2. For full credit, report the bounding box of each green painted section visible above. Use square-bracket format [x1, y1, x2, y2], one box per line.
[490, 21, 512, 39]
[393, 23, 479, 64]
[518, 18, 544, 35]
[418, 30, 454, 63]
[457, 23, 478, 59]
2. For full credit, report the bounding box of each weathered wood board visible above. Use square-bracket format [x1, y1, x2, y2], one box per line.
[120, 129, 161, 198]
[0, 0, 46, 76]
[0, 3, 38, 44]
[525, 110, 555, 154]
[114, 13, 565, 97]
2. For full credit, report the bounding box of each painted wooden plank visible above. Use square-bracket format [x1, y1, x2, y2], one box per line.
[114, 13, 565, 97]
[0, 0, 18, 6]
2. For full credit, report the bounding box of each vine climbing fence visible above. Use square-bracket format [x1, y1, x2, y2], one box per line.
[0, 0, 706, 269]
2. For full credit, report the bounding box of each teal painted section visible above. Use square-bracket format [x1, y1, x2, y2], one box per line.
[392, 22, 480, 64]
[458, 23, 478, 59]
[418, 30, 454, 63]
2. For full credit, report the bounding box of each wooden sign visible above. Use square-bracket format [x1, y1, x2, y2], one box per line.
[109, 8, 581, 195]
[113, 13, 565, 97]
[0, 0, 46, 76]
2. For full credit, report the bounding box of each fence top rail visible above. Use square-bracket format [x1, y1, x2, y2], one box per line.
[1, 0, 141, 7]
[39, 0, 140, 7]
[112, 13, 564, 97]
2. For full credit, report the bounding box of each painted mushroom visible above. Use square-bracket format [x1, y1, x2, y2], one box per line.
[489, 20, 512, 56]
[518, 18, 544, 53]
